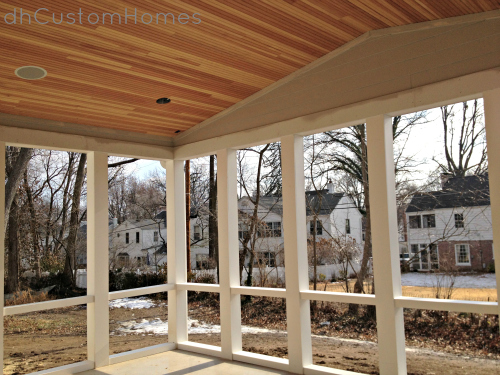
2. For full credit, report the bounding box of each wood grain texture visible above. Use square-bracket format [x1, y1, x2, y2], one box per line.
[0, 1, 499, 137]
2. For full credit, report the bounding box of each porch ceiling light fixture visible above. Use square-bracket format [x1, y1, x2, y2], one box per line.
[156, 97, 171, 104]
[15, 66, 47, 80]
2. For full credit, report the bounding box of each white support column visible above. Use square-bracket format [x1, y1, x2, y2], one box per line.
[483, 88, 500, 323]
[217, 148, 242, 359]
[366, 115, 407, 375]
[87, 151, 110, 368]
[281, 135, 312, 373]
[0, 142, 5, 371]
[166, 160, 188, 344]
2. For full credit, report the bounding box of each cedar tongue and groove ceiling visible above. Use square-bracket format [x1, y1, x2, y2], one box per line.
[0, 1, 499, 139]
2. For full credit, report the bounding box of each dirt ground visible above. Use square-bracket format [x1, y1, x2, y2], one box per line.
[4, 297, 500, 375]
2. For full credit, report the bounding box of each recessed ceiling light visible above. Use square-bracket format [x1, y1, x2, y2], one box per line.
[15, 66, 47, 80]
[156, 97, 171, 104]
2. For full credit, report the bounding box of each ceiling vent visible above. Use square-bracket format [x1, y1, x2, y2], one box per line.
[15, 66, 47, 80]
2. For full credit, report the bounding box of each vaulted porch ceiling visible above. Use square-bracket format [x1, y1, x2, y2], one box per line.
[0, 1, 499, 142]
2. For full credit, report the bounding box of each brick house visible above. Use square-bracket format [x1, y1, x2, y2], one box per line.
[405, 174, 493, 271]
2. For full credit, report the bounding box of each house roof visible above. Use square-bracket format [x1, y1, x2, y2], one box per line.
[406, 174, 490, 213]
[243, 190, 348, 217]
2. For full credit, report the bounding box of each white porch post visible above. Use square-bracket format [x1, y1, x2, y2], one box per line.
[366, 115, 407, 375]
[0, 142, 5, 370]
[483, 88, 500, 323]
[217, 148, 242, 359]
[87, 151, 110, 368]
[166, 160, 188, 344]
[281, 134, 312, 373]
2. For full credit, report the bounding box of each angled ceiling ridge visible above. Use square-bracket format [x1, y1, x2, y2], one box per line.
[173, 9, 500, 147]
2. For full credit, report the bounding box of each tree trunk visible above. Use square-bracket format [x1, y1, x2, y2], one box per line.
[23, 171, 41, 278]
[6, 198, 20, 293]
[208, 155, 219, 281]
[185, 160, 191, 274]
[64, 154, 87, 287]
[349, 124, 372, 315]
[5, 148, 32, 231]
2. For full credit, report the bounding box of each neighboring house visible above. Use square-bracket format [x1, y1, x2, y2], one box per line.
[78, 218, 118, 267]
[406, 174, 493, 271]
[238, 182, 364, 268]
[109, 211, 209, 271]
[109, 218, 166, 269]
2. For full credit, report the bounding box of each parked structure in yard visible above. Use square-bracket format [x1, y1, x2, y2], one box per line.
[406, 174, 493, 271]
[238, 181, 364, 268]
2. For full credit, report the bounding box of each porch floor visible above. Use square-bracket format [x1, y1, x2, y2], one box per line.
[80, 351, 290, 375]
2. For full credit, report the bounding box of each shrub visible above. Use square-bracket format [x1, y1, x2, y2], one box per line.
[5, 289, 54, 306]
[487, 261, 495, 273]
[108, 269, 168, 291]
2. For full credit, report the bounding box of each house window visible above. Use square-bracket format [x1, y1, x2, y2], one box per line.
[238, 223, 249, 240]
[117, 253, 129, 267]
[266, 222, 281, 237]
[345, 219, 351, 234]
[410, 244, 419, 254]
[117, 233, 120, 237]
[196, 254, 209, 269]
[136, 232, 140, 243]
[193, 225, 201, 240]
[137, 256, 145, 266]
[454, 213, 464, 228]
[455, 244, 471, 265]
[125, 233, 129, 244]
[422, 214, 435, 228]
[153, 231, 158, 242]
[309, 220, 322, 235]
[409, 215, 421, 229]
[254, 252, 276, 267]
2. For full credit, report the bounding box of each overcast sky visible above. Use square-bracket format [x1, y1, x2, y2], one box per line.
[128, 99, 486, 189]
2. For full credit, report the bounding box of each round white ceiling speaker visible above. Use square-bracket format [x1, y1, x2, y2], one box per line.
[15, 66, 47, 80]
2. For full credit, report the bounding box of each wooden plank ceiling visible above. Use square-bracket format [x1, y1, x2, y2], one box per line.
[1, 1, 499, 138]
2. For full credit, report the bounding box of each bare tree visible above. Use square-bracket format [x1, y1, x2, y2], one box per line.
[436, 100, 487, 177]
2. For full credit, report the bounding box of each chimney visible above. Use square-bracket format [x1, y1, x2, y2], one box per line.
[440, 173, 453, 189]
[113, 217, 118, 227]
[326, 180, 335, 194]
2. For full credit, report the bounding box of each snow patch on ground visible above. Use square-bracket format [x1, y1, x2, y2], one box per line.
[401, 273, 496, 289]
[109, 297, 158, 310]
[114, 316, 282, 336]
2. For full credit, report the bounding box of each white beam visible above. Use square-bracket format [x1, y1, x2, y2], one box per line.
[4, 296, 93, 316]
[366, 115, 407, 375]
[281, 134, 312, 373]
[176, 283, 220, 293]
[394, 297, 497, 315]
[0, 141, 4, 371]
[174, 69, 500, 159]
[0, 124, 173, 160]
[87, 151, 110, 368]
[231, 287, 286, 299]
[217, 148, 243, 359]
[301, 291, 376, 305]
[483, 87, 500, 324]
[166, 160, 188, 344]
[108, 284, 175, 300]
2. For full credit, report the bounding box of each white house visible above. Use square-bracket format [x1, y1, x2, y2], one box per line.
[238, 182, 364, 268]
[109, 211, 209, 271]
[406, 174, 493, 271]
